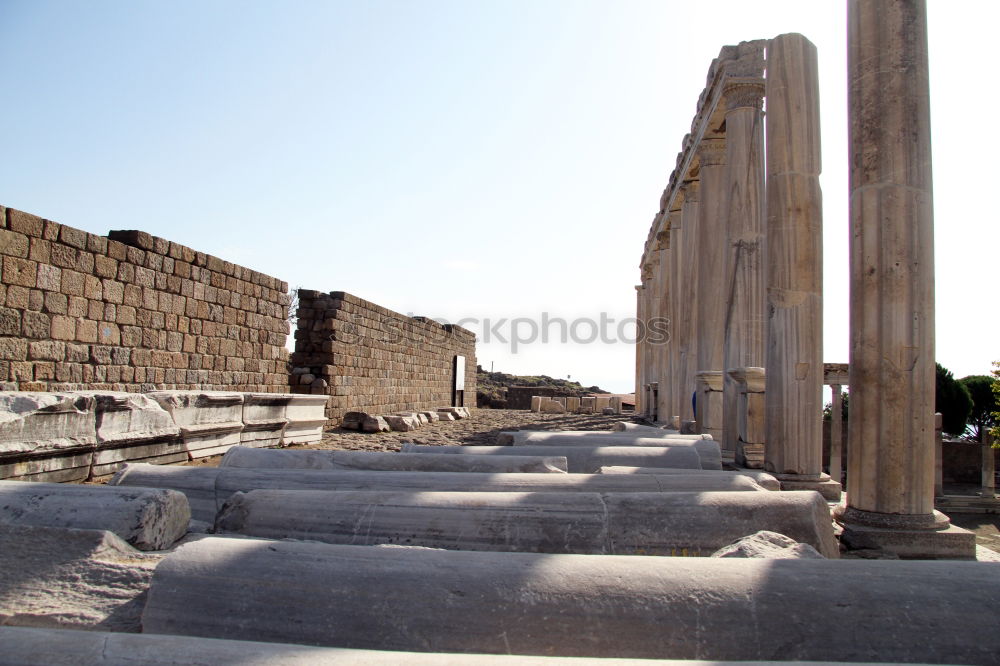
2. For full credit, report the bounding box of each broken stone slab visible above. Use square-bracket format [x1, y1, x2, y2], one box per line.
[142, 537, 1000, 662]
[0, 525, 159, 632]
[240, 393, 290, 449]
[403, 444, 704, 474]
[340, 412, 368, 431]
[283, 394, 327, 445]
[80, 392, 182, 477]
[362, 415, 390, 432]
[437, 411, 456, 421]
[0, 392, 97, 482]
[147, 391, 244, 459]
[219, 446, 569, 474]
[437, 407, 468, 419]
[384, 414, 420, 432]
[0, 627, 833, 666]
[420, 410, 440, 423]
[110, 464, 759, 523]
[611, 422, 689, 435]
[539, 399, 566, 414]
[415, 413, 429, 425]
[711, 530, 825, 559]
[215, 489, 835, 556]
[598, 466, 780, 491]
[0, 480, 190, 550]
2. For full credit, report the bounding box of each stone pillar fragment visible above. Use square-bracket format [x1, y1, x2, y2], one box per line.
[763, 33, 840, 501]
[837, 2, 973, 557]
[695, 371, 724, 449]
[983, 432, 996, 498]
[829, 385, 844, 486]
[721, 78, 766, 462]
[728, 367, 765, 469]
[679, 182, 700, 423]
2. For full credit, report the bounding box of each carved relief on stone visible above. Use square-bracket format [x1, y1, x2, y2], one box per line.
[697, 139, 727, 167]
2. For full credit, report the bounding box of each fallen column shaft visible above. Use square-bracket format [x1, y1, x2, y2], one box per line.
[0, 626, 826, 666]
[142, 536, 1000, 662]
[498, 430, 710, 445]
[508, 438, 721, 471]
[110, 463, 759, 523]
[401, 444, 706, 473]
[0, 480, 189, 550]
[599, 466, 780, 491]
[219, 446, 569, 474]
[215, 489, 834, 556]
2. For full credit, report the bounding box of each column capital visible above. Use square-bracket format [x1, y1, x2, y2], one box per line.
[697, 139, 726, 167]
[723, 77, 765, 112]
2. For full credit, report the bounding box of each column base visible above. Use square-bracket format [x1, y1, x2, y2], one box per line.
[774, 473, 842, 501]
[736, 441, 765, 469]
[833, 505, 977, 560]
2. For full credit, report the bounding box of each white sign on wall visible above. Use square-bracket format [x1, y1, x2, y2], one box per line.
[454, 355, 465, 391]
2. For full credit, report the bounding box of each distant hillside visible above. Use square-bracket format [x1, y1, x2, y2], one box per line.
[476, 366, 608, 408]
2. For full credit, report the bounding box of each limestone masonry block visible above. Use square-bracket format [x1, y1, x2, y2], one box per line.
[0, 392, 96, 481]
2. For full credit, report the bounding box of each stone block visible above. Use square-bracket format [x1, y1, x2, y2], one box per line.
[566, 397, 581, 412]
[362, 415, 390, 432]
[0, 228, 29, 258]
[0, 525, 158, 632]
[240, 393, 290, 449]
[437, 411, 456, 421]
[711, 530, 824, 559]
[579, 396, 596, 413]
[0, 480, 189, 550]
[0, 392, 96, 480]
[539, 399, 566, 414]
[384, 414, 419, 432]
[147, 391, 244, 459]
[77, 392, 183, 476]
[420, 410, 439, 423]
[283, 394, 327, 444]
[530, 396, 542, 412]
[341, 411, 368, 431]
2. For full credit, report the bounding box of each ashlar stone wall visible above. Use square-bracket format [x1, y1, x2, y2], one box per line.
[0, 205, 290, 393]
[291, 290, 477, 423]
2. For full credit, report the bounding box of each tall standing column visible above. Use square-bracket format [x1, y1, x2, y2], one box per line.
[837, 1, 973, 557]
[654, 244, 671, 425]
[666, 210, 683, 427]
[763, 33, 840, 500]
[679, 182, 700, 426]
[634, 285, 643, 415]
[721, 78, 766, 465]
[694, 139, 727, 442]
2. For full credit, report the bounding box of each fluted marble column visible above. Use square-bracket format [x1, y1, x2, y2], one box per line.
[694, 139, 727, 440]
[837, 1, 973, 557]
[721, 78, 766, 464]
[829, 384, 844, 485]
[654, 243, 671, 424]
[667, 209, 684, 426]
[679, 183, 700, 425]
[634, 284, 643, 415]
[762, 33, 840, 500]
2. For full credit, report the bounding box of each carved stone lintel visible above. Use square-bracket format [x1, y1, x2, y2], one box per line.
[697, 139, 726, 167]
[723, 77, 765, 112]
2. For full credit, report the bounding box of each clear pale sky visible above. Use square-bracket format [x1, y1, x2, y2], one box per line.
[1, 1, 996, 394]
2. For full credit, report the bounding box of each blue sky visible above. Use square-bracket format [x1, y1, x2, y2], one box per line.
[1, 1, 996, 393]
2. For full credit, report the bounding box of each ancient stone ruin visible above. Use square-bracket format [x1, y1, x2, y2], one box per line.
[1, 3, 999, 664]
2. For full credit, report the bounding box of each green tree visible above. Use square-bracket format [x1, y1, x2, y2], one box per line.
[990, 361, 1000, 447]
[959, 375, 998, 442]
[936, 363, 972, 436]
